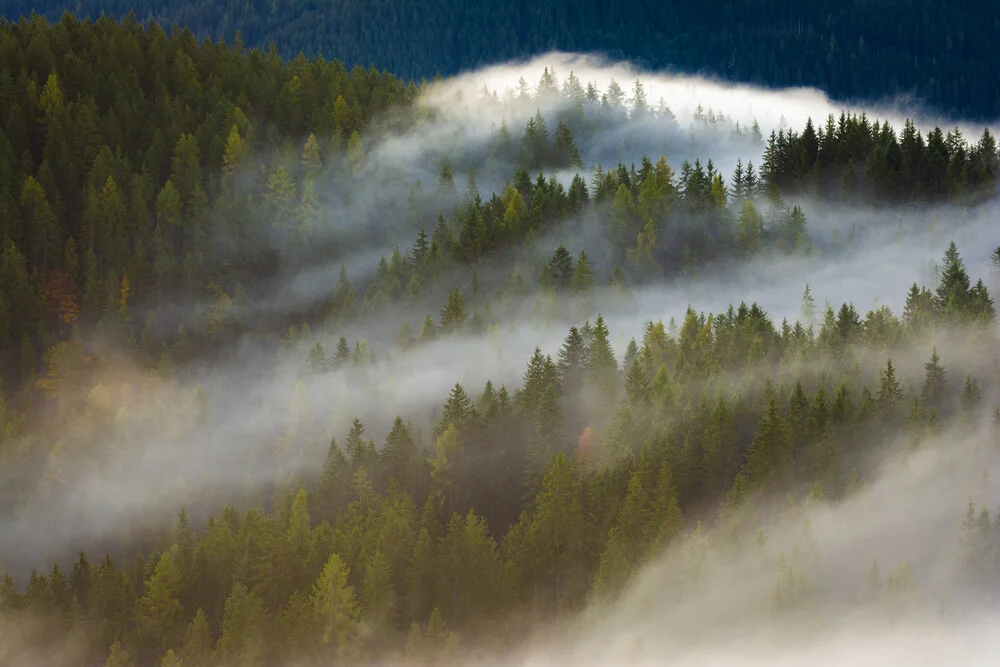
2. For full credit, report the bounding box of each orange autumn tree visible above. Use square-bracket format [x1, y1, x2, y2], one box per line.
[573, 425, 599, 469]
[40, 269, 80, 327]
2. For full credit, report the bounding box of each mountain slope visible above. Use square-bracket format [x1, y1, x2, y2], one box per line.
[7, 0, 1000, 120]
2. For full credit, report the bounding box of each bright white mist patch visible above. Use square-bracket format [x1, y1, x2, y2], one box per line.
[423, 51, 1000, 142]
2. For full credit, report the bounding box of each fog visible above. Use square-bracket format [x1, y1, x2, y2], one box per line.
[2, 196, 996, 578]
[417, 51, 1000, 184]
[2, 51, 1000, 666]
[196, 49, 1000, 332]
[384, 420, 1000, 667]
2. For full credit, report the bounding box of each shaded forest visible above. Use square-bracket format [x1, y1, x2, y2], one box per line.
[0, 13, 1000, 667]
[8, 1, 1000, 120]
[1, 15, 997, 388]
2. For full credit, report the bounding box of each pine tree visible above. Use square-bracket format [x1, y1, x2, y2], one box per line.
[438, 383, 474, 437]
[411, 228, 430, 268]
[736, 200, 764, 257]
[429, 425, 463, 514]
[301, 133, 323, 175]
[382, 416, 418, 494]
[530, 454, 583, 611]
[903, 283, 935, 333]
[557, 326, 588, 391]
[360, 551, 397, 632]
[332, 335, 351, 367]
[423, 607, 460, 657]
[317, 436, 351, 520]
[159, 649, 183, 667]
[921, 346, 947, 408]
[744, 396, 793, 503]
[137, 548, 185, 657]
[418, 314, 437, 342]
[624, 358, 650, 408]
[308, 342, 328, 373]
[593, 470, 649, 599]
[434, 509, 503, 626]
[105, 639, 134, 667]
[960, 375, 982, 415]
[587, 314, 618, 397]
[571, 250, 596, 292]
[935, 241, 972, 320]
[526, 382, 563, 486]
[329, 264, 356, 325]
[405, 524, 436, 626]
[969, 279, 996, 323]
[180, 608, 214, 666]
[312, 554, 359, 649]
[877, 358, 904, 417]
[800, 284, 816, 323]
[730, 159, 745, 201]
[547, 244, 574, 292]
[552, 121, 583, 168]
[439, 287, 467, 334]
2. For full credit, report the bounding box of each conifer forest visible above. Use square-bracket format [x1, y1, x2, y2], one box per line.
[1, 10, 1000, 667]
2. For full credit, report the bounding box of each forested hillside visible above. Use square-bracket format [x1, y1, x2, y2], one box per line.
[1, 13, 1000, 667]
[7, 0, 1000, 120]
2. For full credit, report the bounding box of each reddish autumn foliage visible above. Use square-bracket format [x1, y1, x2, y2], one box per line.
[573, 425, 599, 468]
[40, 270, 80, 326]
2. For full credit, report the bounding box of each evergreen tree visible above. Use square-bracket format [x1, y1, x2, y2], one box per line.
[744, 396, 793, 503]
[587, 314, 618, 397]
[312, 554, 359, 650]
[877, 358, 904, 417]
[935, 241, 972, 320]
[547, 245, 574, 292]
[800, 284, 816, 323]
[921, 346, 947, 408]
[531, 454, 584, 611]
[439, 288, 468, 334]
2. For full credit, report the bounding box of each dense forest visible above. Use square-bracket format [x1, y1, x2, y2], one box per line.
[1, 13, 1000, 667]
[8, 1, 1000, 120]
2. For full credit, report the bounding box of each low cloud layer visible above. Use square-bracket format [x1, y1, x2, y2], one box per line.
[400, 419, 1000, 667]
[2, 50, 999, 592]
[2, 194, 996, 578]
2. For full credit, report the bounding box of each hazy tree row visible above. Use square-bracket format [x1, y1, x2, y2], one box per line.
[2, 16, 998, 394]
[2, 241, 999, 665]
[2, 17, 1000, 667]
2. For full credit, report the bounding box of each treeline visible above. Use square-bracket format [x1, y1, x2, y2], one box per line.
[760, 114, 999, 202]
[2, 16, 999, 395]
[472, 71, 1000, 206]
[13, 1, 1000, 119]
[0, 13, 414, 384]
[1, 242, 998, 666]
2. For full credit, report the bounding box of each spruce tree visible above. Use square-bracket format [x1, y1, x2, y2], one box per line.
[587, 314, 618, 396]
[877, 358, 904, 417]
[439, 288, 467, 334]
[547, 244, 574, 292]
[921, 346, 947, 408]
[935, 241, 972, 320]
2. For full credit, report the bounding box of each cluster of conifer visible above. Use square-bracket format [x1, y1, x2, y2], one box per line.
[2, 239, 999, 666]
[18, 0, 1000, 118]
[2, 17, 998, 390]
[2, 15, 1000, 667]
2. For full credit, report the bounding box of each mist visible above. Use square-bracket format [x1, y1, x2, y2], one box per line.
[3, 48, 1000, 667]
[377, 418, 1000, 667]
[183, 49, 1000, 337]
[2, 196, 996, 578]
[5, 43, 1000, 560]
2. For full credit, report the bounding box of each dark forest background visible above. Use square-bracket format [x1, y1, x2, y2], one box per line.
[7, 0, 1000, 120]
